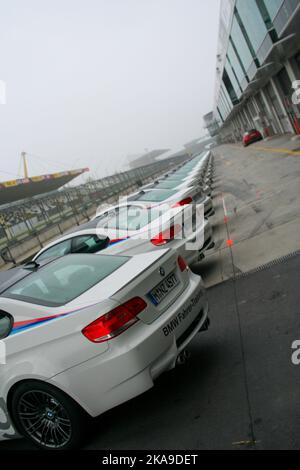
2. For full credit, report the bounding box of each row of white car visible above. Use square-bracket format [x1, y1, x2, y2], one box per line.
[0, 150, 215, 449]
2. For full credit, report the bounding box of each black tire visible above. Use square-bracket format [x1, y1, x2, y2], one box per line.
[10, 381, 87, 450]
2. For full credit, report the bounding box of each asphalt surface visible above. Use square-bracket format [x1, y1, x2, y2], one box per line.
[1, 252, 300, 450]
[1, 138, 300, 450]
[197, 136, 300, 287]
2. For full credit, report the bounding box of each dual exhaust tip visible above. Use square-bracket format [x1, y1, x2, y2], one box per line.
[176, 318, 210, 366]
[176, 349, 191, 366]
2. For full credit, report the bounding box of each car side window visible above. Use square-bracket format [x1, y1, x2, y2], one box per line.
[71, 235, 108, 254]
[36, 239, 72, 262]
[0, 311, 13, 339]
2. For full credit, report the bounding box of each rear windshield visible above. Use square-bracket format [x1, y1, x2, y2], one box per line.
[1, 254, 128, 307]
[96, 205, 168, 231]
[133, 190, 177, 202]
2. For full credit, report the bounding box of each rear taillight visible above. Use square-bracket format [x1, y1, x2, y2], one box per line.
[82, 297, 147, 343]
[151, 224, 182, 246]
[172, 197, 193, 208]
[178, 255, 189, 272]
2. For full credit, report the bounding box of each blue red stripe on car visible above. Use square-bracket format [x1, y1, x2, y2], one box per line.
[109, 237, 129, 246]
[10, 301, 100, 336]
[11, 313, 71, 334]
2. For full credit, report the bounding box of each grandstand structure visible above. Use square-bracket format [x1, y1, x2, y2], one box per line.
[0, 152, 191, 269]
[0, 168, 89, 205]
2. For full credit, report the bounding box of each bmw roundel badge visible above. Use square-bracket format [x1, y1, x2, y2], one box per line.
[159, 267, 166, 277]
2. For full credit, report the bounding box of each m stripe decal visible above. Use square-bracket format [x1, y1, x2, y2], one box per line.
[109, 237, 129, 246]
[12, 313, 70, 334]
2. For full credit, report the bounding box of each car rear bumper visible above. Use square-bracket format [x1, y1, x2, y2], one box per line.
[204, 198, 213, 215]
[48, 273, 208, 418]
[181, 220, 214, 265]
[205, 204, 214, 218]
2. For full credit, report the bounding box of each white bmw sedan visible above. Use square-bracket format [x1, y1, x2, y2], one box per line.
[166, 163, 210, 181]
[33, 202, 214, 266]
[141, 180, 214, 210]
[161, 174, 212, 192]
[125, 187, 213, 218]
[0, 251, 209, 449]
[163, 168, 213, 185]
[170, 163, 213, 181]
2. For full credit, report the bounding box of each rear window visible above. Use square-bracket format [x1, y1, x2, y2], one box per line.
[96, 205, 168, 231]
[1, 254, 129, 307]
[133, 190, 177, 202]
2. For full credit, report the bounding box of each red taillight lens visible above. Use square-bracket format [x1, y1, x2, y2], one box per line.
[151, 224, 182, 246]
[82, 297, 147, 343]
[172, 197, 193, 208]
[178, 255, 189, 272]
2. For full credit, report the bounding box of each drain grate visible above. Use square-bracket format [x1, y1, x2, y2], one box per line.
[234, 250, 300, 279]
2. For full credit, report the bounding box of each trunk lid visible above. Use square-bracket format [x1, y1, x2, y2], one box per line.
[110, 250, 189, 324]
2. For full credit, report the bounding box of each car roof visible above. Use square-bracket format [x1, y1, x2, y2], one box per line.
[0, 259, 55, 294]
[65, 218, 108, 235]
[127, 188, 178, 202]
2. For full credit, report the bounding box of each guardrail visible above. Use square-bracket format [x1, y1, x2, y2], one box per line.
[0, 155, 190, 267]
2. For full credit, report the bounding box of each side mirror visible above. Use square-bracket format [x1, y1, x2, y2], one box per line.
[90, 237, 110, 253]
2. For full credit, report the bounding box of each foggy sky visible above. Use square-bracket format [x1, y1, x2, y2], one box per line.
[0, 0, 220, 182]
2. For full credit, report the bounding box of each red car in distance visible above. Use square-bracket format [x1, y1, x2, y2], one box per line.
[243, 129, 263, 147]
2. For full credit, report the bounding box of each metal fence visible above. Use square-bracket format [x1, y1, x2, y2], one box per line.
[0, 155, 189, 265]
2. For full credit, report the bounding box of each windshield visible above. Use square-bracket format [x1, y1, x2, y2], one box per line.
[2, 254, 129, 307]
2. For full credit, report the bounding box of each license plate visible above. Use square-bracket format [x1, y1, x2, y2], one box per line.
[148, 272, 179, 306]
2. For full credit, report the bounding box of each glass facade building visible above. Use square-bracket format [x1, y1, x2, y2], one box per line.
[264, 0, 284, 20]
[236, 0, 268, 54]
[206, 0, 300, 141]
[230, 17, 253, 73]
